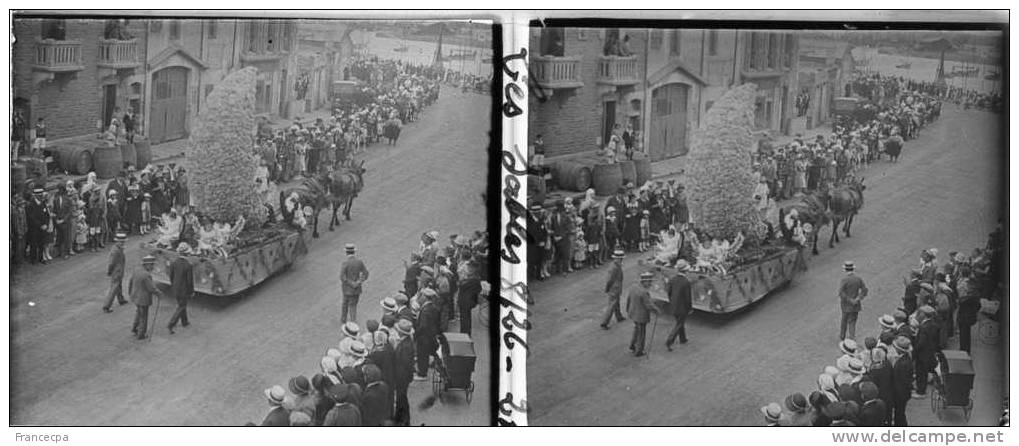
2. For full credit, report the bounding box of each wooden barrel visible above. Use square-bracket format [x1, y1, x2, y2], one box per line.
[591, 163, 622, 196]
[618, 160, 636, 186]
[120, 142, 137, 168]
[134, 138, 152, 168]
[633, 157, 652, 187]
[58, 146, 93, 175]
[554, 161, 592, 192]
[12, 163, 27, 196]
[94, 145, 123, 179]
[527, 174, 546, 205]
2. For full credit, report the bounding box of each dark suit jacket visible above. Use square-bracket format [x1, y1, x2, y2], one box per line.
[549, 211, 571, 240]
[360, 381, 392, 426]
[108, 246, 126, 279]
[393, 337, 415, 388]
[865, 360, 895, 404]
[839, 274, 868, 312]
[52, 194, 72, 223]
[128, 269, 158, 306]
[915, 320, 941, 362]
[25, 198, 50, 237]
[260, 406, 290, 426]
[891, 354, 914, 402]
[340, 257, 369, 296]
[458, 277, 482, 308]
[168, 257, 194, 302]
[368, 348, 396, 394]
[665, 273, 692, 317]
[604, 262, 623, 297]
[323, 403, 361, 426]
[416, 301, 441, 343]
[859, 399, 888, 426]
[625, 285, 655, 323]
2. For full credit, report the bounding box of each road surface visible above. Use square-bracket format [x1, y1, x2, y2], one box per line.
[527, 106, 1005, 426]
[10, 88, 492, 426]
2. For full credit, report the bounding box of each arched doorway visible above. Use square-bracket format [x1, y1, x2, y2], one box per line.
[150, 66, 189, 143]
[648, 83, 690, 161]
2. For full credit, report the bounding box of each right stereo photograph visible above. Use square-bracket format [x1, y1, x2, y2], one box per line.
[524, 24, 1006, 426]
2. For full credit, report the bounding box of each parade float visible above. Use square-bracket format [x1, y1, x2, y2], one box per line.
[642, 84, 807, 313]
[143, 67, 308, 296]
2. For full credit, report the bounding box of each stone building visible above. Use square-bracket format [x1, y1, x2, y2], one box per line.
[528, 27, 799, 163]
[796, 39, 855, 130]
[12, 17, 147, 145]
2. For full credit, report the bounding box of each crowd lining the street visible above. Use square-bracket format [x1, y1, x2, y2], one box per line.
[760, 223, 1004, 427]
[253, 230, 490, 426]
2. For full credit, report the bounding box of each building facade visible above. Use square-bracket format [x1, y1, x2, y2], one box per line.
[12, 18, 147, 146]
[797, 39, 855, 129]
[529, 27, 799, 163]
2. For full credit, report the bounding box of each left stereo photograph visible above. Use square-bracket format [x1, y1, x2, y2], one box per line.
[9, 15, 495, 426]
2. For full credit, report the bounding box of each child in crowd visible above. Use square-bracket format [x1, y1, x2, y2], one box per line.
[140, 193, 152, 235]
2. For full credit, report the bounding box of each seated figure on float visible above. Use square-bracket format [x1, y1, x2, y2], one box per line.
[155, 209, 183, 248]
[652, 225, 684, 266]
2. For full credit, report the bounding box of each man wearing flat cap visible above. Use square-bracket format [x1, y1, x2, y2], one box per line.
[838, 261, 868, 340]
[340, 243, 369, 323]
[167, 243, 195, 334]
[626, 272, 658, 357]
[129, 255, 162, 340]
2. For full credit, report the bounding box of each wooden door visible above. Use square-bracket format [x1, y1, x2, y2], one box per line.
[150, 66, 189, 143]
[602, 101, 616, 147]
[102, 84, 117, 128]
[648, 83, 689, 161]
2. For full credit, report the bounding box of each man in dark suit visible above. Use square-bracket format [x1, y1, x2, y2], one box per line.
[167, 243, 195, 334]
[526, 204, 548, 280]
[414, 290, 441, 379]
[392, 320, 415, 426]
[360, 364, 392, 426]
[600, 249, 626, 329]
[838, 261, 868, 340]
[665, 263, 693, 350]
[890, 336, 914, 426]
[626, 272, 658, 357]
[260, 385, 291, 426]
[25, 188, 50, 264]
[339, 243, 369, 323]
[549, 201, 573, 275]
[457, 276, 482, 335]
[102, 232, 128, 312]
[129, 255, 161, 340]
[52, 185, 74, 259]
[913, 306, 941, 399]
[858, 382, 887, 426]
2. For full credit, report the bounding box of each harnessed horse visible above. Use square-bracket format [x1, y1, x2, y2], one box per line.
[279, 160, 366, 238]
[779, 188, 832, 255]
[827, 177, 865, 248]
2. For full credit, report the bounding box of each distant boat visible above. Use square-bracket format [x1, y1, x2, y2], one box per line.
[393, 45, 409, 53]
[895, 61, 911, 69]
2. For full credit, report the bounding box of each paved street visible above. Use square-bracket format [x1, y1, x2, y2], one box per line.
[527, 106, 1005, 426]
[10, 88, 492, 426]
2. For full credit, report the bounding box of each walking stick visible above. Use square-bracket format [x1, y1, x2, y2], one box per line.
[646, 312, 659, 358]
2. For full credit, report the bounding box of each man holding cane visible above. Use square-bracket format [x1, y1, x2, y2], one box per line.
[626, 272, 658, 357]
[129, 255, 162, 340]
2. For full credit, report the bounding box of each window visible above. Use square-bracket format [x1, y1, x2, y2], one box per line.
[207, 21, 217, 39]
[539, 28, 564, 57]
[669, 30, 680, 57]
[40, 19, 66, 40]
[150, 20, 162, 33]
[169, 20, 181, 40]
[785, 33, 795, 68]
[650, 30, 662, 50]
[705, 100, 715, 113]
[576, 28, 587, 40]
[205, 84, 215, 98]
[769, 33, 780, 69]
[707, 30, 719, 56]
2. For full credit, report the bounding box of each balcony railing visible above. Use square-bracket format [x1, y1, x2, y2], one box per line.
[530, 56, 583, 89]
[33, 39, 84, 72]
[97, 39, 141, 69]
[597, 55, 640, 86]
